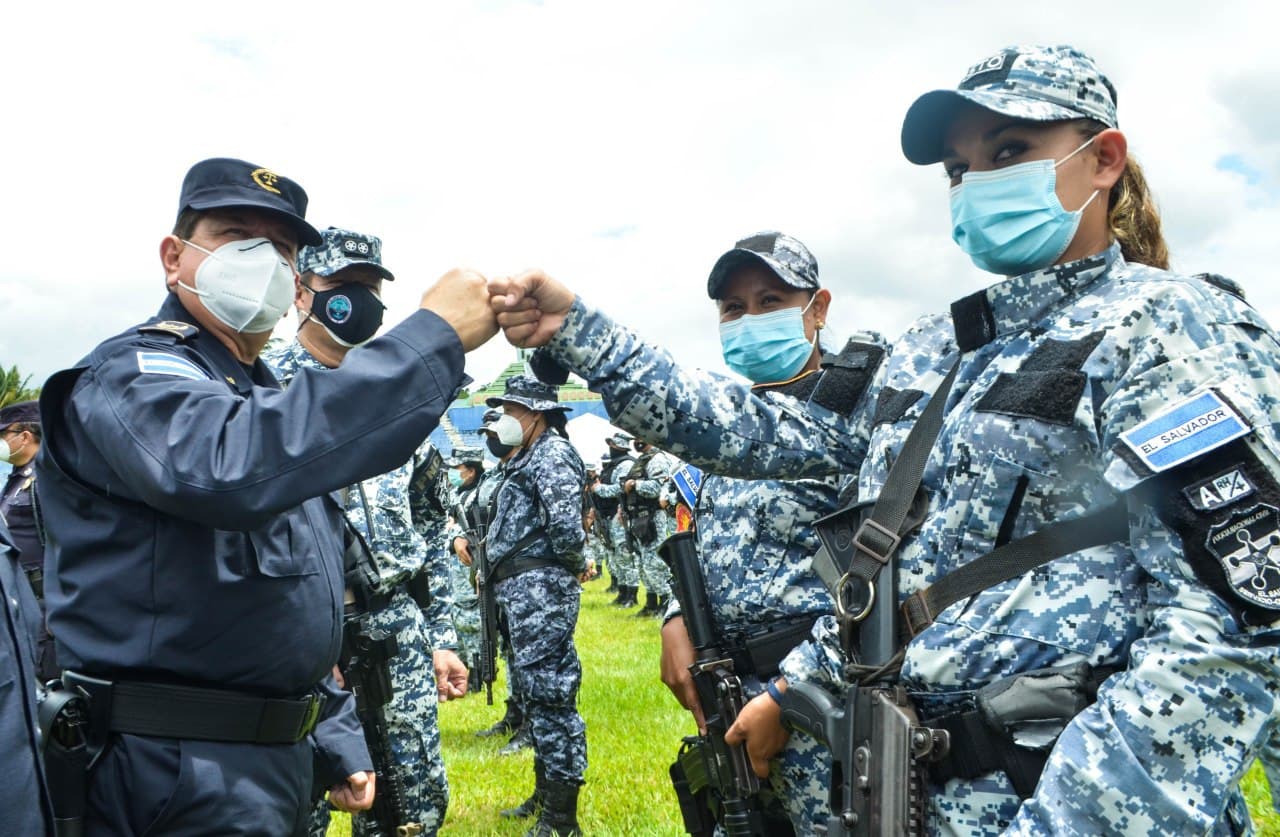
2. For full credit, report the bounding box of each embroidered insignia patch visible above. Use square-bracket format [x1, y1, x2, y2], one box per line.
[135, 351, 210, 381]
[1205, 503, 1280, 610]
[1183, 466, 1255, 512]
[1120, 390, 1249, 473]
[326, 294, 353, 324]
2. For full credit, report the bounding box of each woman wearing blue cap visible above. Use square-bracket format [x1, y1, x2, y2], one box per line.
[492, 44, 1280, 835]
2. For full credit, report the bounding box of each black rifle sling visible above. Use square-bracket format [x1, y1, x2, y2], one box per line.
[840, 359, 959, 588]
[899, 500, 1128, 641]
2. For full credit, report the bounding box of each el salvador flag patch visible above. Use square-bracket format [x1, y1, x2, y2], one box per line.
[1120, 389, 1250, 473]
[671, 463, 703, 508]
[136, 351, 211, 381]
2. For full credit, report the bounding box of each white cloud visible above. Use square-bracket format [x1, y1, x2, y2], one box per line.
[3, 0, 1278, 388]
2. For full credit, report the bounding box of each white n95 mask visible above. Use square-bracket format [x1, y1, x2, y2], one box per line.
[179, 238, 297, 333]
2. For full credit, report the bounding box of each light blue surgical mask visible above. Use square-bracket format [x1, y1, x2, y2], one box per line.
[447, 469, 464, 488]
[949, 136, 1100, 276]
[718, 295, 817, 384]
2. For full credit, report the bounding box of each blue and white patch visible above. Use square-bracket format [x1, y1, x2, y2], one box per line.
[326, 294, 353, 324]
[671, 463, 703, 508]
[135, 351, 210, 381]
[1120, 390, 1250, 473]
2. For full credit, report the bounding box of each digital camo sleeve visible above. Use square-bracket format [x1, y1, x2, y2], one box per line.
[545, 298, 876, 481]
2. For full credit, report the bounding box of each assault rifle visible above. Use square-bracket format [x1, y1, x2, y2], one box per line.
[777, 500, 949, 836]
[339, 517, 422, 837]
[455, 501, 497, 705]
[659, 531, 770, 837]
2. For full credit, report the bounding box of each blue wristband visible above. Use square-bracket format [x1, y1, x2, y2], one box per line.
[765, 678, 784, 706]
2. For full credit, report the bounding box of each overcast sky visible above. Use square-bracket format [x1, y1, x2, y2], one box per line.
[3, 1, 1277, 392]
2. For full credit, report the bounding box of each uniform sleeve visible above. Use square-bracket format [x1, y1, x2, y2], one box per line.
[1011, 314, 1280, 833]
[778, 616, 849, 694]
[545, 299, 875, 481]
[594, 479, 623, 498]
[310, 673, 373, 787]
[67, 310, 464, 532]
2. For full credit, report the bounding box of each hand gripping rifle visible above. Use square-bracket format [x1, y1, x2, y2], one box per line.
[340, 521, 422, 837]
[455, 500, 498, 705]
[659, 531, 770, 837]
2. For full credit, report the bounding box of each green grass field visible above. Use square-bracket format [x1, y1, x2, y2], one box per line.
[328, 576, 1279, 835]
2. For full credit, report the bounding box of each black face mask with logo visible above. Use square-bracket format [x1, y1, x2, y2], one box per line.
[306, 282, 386, 347]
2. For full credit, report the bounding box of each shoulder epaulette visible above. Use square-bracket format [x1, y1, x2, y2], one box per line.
[138, 320, 200, 341]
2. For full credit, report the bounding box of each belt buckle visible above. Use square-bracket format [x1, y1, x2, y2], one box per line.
[296, 693, 322, 741]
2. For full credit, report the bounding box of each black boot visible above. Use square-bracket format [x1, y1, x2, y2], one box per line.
[610, 583, 629, 606]
[634, 591, 658, 617]
[500, 721, 534, 755]
[501, 761, 546, 819]
[605, 571, 618, 594]
[524, 779, 582, 837]
[476, 698, 522, 738]
[652, 594, 670, 617]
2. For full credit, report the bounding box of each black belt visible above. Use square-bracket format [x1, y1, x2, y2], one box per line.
[729, 616, 816, 682]
[489, 556, 569, 585]
[63, 671, 322, 745]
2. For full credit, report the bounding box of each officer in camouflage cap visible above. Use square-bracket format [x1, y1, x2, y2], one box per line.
[491, 43, 1280, 835]
[264, 225, 463, 837]
[443, 445, 490, 691]
[484, 375, 589, 836]
[593, 432, 639, 605]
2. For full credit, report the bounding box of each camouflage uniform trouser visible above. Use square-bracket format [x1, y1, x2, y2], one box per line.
[608, 516, 640, 586]
[636, 511, 674, 598]
[495, 565, 587, 784]
[770, 723, 830, 835]
[446, 554, 480, 669]
[355, 591, 450, 837]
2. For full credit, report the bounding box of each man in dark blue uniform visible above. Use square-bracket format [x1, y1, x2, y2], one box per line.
[35, 157, 497, 835]
[0, 516, 52, 834]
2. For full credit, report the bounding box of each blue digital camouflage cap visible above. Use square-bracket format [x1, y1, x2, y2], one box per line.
[901, 45, 1119, 166]
[178, 158, 322, 246]
[297, 227, 395, 281]
[446, 446, 485, 466]
[485, 374, 572, 413]
[607, 432, 632, 448]
[707, 231, 820, 299]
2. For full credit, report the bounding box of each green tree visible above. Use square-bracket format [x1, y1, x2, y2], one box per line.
[0, 365, 40, 409]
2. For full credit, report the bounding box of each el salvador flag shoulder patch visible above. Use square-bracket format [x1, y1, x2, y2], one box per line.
[135, 351, 211, 381]
[1120, 389, 1250, 473]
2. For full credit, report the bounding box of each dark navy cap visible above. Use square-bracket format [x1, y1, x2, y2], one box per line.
[177, 158, 322, 246]
[486, 374, 571, 413]
[0, 400, 39, 431]
[707, 231, 820, 299]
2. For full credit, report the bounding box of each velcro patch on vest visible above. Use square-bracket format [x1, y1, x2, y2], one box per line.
[873, 387, 923, 426]
[135, 351, 210, 381]
[1183, 465, 1255, 512]
[1143, 437, 1280, 622]
[1119, 390, 1250, 473]
[1205, 503, 1280, 611]
[811, 340, 884, 416]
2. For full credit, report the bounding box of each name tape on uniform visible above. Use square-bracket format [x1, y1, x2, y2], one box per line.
[136, 351, 211, 381]
[1120, 390, 1249, 473]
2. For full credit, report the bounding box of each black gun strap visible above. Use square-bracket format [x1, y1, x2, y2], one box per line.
[841, 359, 959, 587]
[900, 500, 1128, 641]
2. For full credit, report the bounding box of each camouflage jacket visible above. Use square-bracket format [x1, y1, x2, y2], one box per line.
[487, 430, 586, 575]
[542, 244, 1280, 835]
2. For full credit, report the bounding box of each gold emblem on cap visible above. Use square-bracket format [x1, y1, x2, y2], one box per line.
[250, 168, 282, 195]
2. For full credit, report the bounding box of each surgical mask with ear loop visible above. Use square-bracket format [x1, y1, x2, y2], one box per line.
[718, 293, 819, 384]
[0, 433, 26, 464]
[179, 238, 297, 333]
[949, 135, 1101, 276]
